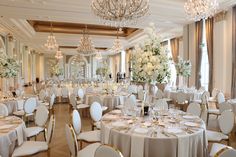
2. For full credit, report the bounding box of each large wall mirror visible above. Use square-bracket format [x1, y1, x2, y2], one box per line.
[68, 55, 88, 79]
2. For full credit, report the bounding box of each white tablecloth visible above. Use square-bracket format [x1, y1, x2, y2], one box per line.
[164, 90, 202, 102]
[101, 110, 207, 157]
[0, 116, 26, 157]
[1, 99, 25, 115]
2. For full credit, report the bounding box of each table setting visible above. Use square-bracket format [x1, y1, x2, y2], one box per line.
[101, 107, 207, 157]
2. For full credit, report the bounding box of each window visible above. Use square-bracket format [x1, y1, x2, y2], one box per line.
[200, 20, 209, 90]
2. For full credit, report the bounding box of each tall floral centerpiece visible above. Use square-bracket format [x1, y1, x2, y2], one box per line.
[131, 23, 171, 90]
[96, 61, 110, 81]
[0, 53, 20, 92]
[175, 56, 192, 87]
[51, 63, 64, 77]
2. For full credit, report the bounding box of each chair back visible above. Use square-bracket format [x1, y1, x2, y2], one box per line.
[90, 102, 102, 122]
[0, 103, 8, 116]
[39, 90, 46, 101]
[46, 115, 55, 144]
[176, 92, 186, 104]
[49, 94, 56, 109]
[218, 102, 232, 114]
[187, 102, 201, 117]
[216, 147, 236, 157]
[92, 96, 103, 106]
[69, 94, 77, 108]
[35, 105, 49, 127]
[201, 91, 210, 106]
[212, 88, 219, 98]
[72, 110, 81, 135]
[218, 110, 234, 135]
[129, 94, 136, 105]
[65, 124, 78, 157]
[78, 88, 84, 100]
[217, 92, 225, 104]
[61, 87, 69, 98]
[95, 145, 123, 157]
[154, 99, 168, 110]
[137, 89, 144, 101]
[24, 97, 37, 114]
[156, 90, 164, 99]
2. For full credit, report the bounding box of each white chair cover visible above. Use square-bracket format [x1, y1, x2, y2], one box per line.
[176, 92, 186, 104]
[92, 96, 103, 106]
[72, 110, 81, 135]
[218, 110, 234, 135]
[0, 103, 8, 116]
[95, 145, 123, 157]
[78, 89, 85, 100]
[24, 97, 37, 114]
[46, 115, 55, 144]
[39, 90, 46, 101]
[212, 88, 219, 98]
[187, 102, 201, 117]
[129, 94, 136, 105]
[35, 105, 49, 127]
[90, 102, 102, 122]
[70, 94, 77, 108]
[217, 92, 225, 104]
[49, 94, 56, 109]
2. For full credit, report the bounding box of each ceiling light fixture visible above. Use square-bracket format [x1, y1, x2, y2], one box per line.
[95, 50, 102, 60]
[110, 29, 123, 54]
[91, 0, 149, 28]
[44, 21, 58, 50]
[184, 0, 219, 21]
[55, 48, 63, 60]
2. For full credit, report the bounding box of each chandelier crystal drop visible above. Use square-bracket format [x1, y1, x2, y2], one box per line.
[55, 49, 63, 60]
[95, 51, 102, 60]
[44, 22, 58, 50]
[91, 0, 149, 27]
[77, 26, 95, 56]
[110, 29, 123, 54]
[184, 0, 219, 21]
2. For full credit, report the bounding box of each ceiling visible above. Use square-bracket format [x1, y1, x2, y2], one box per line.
[0, 0, 235, 56]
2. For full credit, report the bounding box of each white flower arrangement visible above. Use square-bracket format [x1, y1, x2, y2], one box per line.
[51, 63, 64, 77]
[0, 54, 20, 78]
[96, 61, 110, 79]
[131, 23, 171, 83]
[175, 56, 192, 77]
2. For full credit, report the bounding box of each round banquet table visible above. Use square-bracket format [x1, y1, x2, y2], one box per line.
[0, 116, 25, 157]
[164, 90, 202, 102]
[101, 109, 207, 157]
[0, 99, 25, 115]
[85, 92, 129, 111]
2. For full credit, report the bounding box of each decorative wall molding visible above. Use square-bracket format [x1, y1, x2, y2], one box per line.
[214, 11, 227, 23]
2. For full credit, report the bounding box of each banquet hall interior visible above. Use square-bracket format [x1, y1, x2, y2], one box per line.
[1, 0, 236, 157]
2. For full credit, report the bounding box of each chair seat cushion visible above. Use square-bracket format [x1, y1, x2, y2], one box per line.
[24, 127, 45, 138]
[12, 141, 48, 157]
[210, 143, 228, 157]
[206, 130, 228, 142]
[208, 109, 220, 114]
[78, 130, 101, 142]
[102, 106, 108, 111]
[77, 104, 89, 109]
[78, 143, 101, 157]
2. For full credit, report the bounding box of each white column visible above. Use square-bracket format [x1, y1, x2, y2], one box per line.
[32, 53, 36, 82]
[121, 50, 126, 73]
[23, 46, 29, 84]
[39, 54, 45, 81]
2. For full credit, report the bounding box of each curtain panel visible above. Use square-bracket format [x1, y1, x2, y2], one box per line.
[232, 6, 236, 97]
[195, 20, 203, 89]
[205, 18, 214, 93]
[170, 38, 179, 63]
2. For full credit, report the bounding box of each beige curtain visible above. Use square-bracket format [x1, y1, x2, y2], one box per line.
[170, 38, 179, 63]
[205, 18, 214, 93]
[195, 20, 203, 89]
[232, 6, 236, 97]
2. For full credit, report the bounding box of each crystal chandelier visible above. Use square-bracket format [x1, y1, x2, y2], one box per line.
[44, 22, 58, 50]
[184, 0, 219, 21]
[55, 48, 63, 60]
[95, 50, 102, 60]
[110, 29, 123, 53]
[91, 0, 149, 27]
[77, 26, 95, 56]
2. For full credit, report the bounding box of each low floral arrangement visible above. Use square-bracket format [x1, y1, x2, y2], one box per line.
[0, 54, 20, 78]
[175, 56, 192, 77]
[51, 63, 64, 77]
[131, 23, 171, 83]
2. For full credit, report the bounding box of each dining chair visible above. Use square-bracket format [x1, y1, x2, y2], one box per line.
[210, 143, 236, 157]
[186, 102, 201, 117]
[153, 99, 168, 110]
[12, 115, 55, 157]
[95, 145, 124, 157]
[0, 103, 8, 116]
[218, 102, 232, 114]
[92, 96, 108, 112]
[176, 92, 187, 110]
[217, 92, 225, 105]
[39, 89, 46, 102]
[24, 105, 49, 140]
[72, 110, 101, 149]
[77, 88, 85, 104]
[13, 97, 37, 123]
[65, 124, 101, 157]
[90, 102, 103, 130]
[207, 110, 234, 145]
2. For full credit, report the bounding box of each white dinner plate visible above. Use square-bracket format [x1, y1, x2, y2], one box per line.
[112, 121, 127, 127]
[183, 115, 198, 120]
[134, 128, 149, 134]
[165, 128, 183, 134]
[184, 122, 199, 127]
